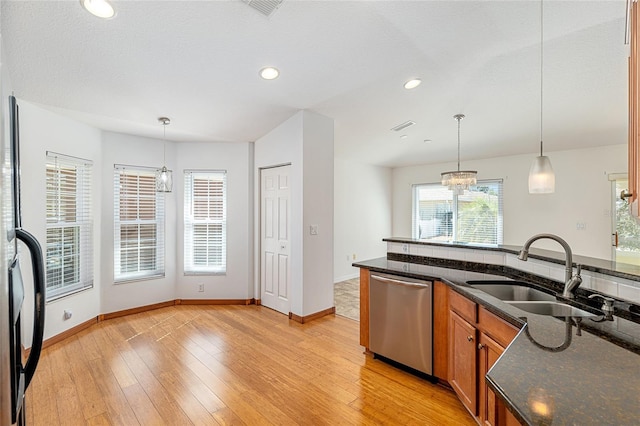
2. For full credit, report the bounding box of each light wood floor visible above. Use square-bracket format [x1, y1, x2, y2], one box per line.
[26, 305, 475, 425]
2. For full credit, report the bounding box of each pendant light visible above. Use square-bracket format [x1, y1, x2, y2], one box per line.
[441, 114, 477, 195]
[528, 0, 555, 194]
[156, 117, 173, 193]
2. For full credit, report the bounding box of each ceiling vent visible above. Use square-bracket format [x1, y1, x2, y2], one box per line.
[391, 120, 416, 132]
[242, 0, 284, 17]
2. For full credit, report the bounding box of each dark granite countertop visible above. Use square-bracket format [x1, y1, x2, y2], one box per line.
[383, 237, 640, 282]
[354, 256, 640, 426]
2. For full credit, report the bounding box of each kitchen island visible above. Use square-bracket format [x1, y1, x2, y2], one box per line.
[354, 241, 640, 426]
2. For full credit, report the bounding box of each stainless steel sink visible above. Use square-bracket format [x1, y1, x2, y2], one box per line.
[467, 281, 556, 302]
[505, 301, 598, 317]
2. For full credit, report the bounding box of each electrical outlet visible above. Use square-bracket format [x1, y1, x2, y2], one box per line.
[63, 310, 72, 320]
[576, 222, 587, 231]
[402, 244, 409, 253]
[310, 225, 318, 235]
[198, 283, 204, 292]
[352, 253, 357, 260]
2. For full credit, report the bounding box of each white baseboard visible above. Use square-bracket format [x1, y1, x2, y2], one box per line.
[334, 272, 359, 284]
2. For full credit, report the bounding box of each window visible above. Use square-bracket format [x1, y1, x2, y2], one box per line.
[114, 165, 165, 282]
[46, 152, 93, 300]
[184, 170, 227, 275]
[611, 175, 640, 266]
[413, 180, 503, 245]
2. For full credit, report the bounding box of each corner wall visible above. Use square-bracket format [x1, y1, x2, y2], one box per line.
[100, 131, 177, 313]
[175, 142, 253, 300]
[302, 111, 334, 316]
[19, 101, 103, 341]
[333, 159, 392, 282]
[254, 112, 304, 315]
[254, 110, 335, 317]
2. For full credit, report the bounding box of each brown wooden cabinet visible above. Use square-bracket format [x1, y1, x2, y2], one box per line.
[433, 281, 450, 380]
[630, 0, 640, 212]
[479, 332, 505, 426]
[448, 289, 520, 426]
[359, 268, 370, 348]
[449, 310, 478, 414]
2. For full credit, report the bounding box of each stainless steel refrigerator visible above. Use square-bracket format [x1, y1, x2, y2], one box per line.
[0, 95, 46, 425]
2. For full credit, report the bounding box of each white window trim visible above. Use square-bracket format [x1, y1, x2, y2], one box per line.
[45, 151, 93, 301]
[113, 165, 165, 283]
[184, 169, 227, 275]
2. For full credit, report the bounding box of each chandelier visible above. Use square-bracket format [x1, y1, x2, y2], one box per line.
[441, 114, 477, 195]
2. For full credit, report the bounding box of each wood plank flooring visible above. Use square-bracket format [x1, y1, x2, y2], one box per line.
[25, 305, 475, 425]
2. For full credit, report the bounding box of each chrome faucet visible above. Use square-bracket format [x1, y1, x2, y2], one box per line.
[517, 233, 582, 299]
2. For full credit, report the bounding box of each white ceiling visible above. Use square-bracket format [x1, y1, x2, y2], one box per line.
[1, 0, 629, 168]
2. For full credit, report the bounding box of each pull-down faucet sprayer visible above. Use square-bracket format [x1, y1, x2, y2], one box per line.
[518, 233, 582, 299]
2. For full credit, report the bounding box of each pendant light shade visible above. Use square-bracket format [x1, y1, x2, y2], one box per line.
[528, 142, 555, 193]
[441, 114, 477, 195]
[528, 0, 555, 194]
[156, 117, 173, 193]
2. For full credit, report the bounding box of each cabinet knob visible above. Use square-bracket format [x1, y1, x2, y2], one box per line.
[478, 343, 485, 350]
[467, 335, 473, 342]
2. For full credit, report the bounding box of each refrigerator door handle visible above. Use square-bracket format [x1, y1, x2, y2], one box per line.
[15, 228, 45, 389]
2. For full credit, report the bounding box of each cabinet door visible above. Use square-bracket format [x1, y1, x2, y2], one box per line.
[478, 332, 505, 426]
[449, 310, 477, 415]
[631, 0, 640, 211]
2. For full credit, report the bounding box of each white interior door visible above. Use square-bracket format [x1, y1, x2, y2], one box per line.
[260, 165, 291, 314]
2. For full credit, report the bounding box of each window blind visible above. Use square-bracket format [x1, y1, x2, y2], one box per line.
[114, 165, 165, 282]
[413, 179, 503, 245]
[45, 152, 93, 300]
[184, 170, 227, 275]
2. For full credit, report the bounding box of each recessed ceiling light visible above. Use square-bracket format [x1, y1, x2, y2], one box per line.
[80, 0, 116, 19]
[423, 139, 432, 143]
[404, 79, 422, 90]
[400, 135, 408, 140]
[260, 67, 280, 80]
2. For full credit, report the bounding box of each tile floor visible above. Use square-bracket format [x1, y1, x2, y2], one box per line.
[334, 278, 359, 321]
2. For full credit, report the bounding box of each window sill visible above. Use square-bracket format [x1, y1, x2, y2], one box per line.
[114, 273, 166, 285]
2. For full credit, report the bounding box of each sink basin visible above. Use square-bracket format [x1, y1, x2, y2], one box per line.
[505, 301, 598, 317]
[467, 281, 556, 302]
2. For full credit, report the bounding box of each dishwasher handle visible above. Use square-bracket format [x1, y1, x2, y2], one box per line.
[371, 274, 430, 289]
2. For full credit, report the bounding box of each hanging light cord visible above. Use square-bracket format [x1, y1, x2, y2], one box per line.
[540, 0, 544, 157]
[163, 121, 167, 166]
[457, 116, 461, 172]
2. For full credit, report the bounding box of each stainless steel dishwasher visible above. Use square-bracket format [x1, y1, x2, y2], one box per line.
[369, 273, 433, 376]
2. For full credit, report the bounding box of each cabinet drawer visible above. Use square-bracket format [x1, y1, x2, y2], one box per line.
[478, 307, 519, 348]
[450, 290, 477, 323]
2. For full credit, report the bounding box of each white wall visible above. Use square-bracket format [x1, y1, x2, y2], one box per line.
[334, 159, 392, 282]
[254, 110, 335, 317]
[302, 111, 334, 316]
[19, 101, 102, 340]
[254, 112, 304, 314]
[175, 142, 253, 300]
[100, 131, 177, 313]
[392, 145, 627, 260]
